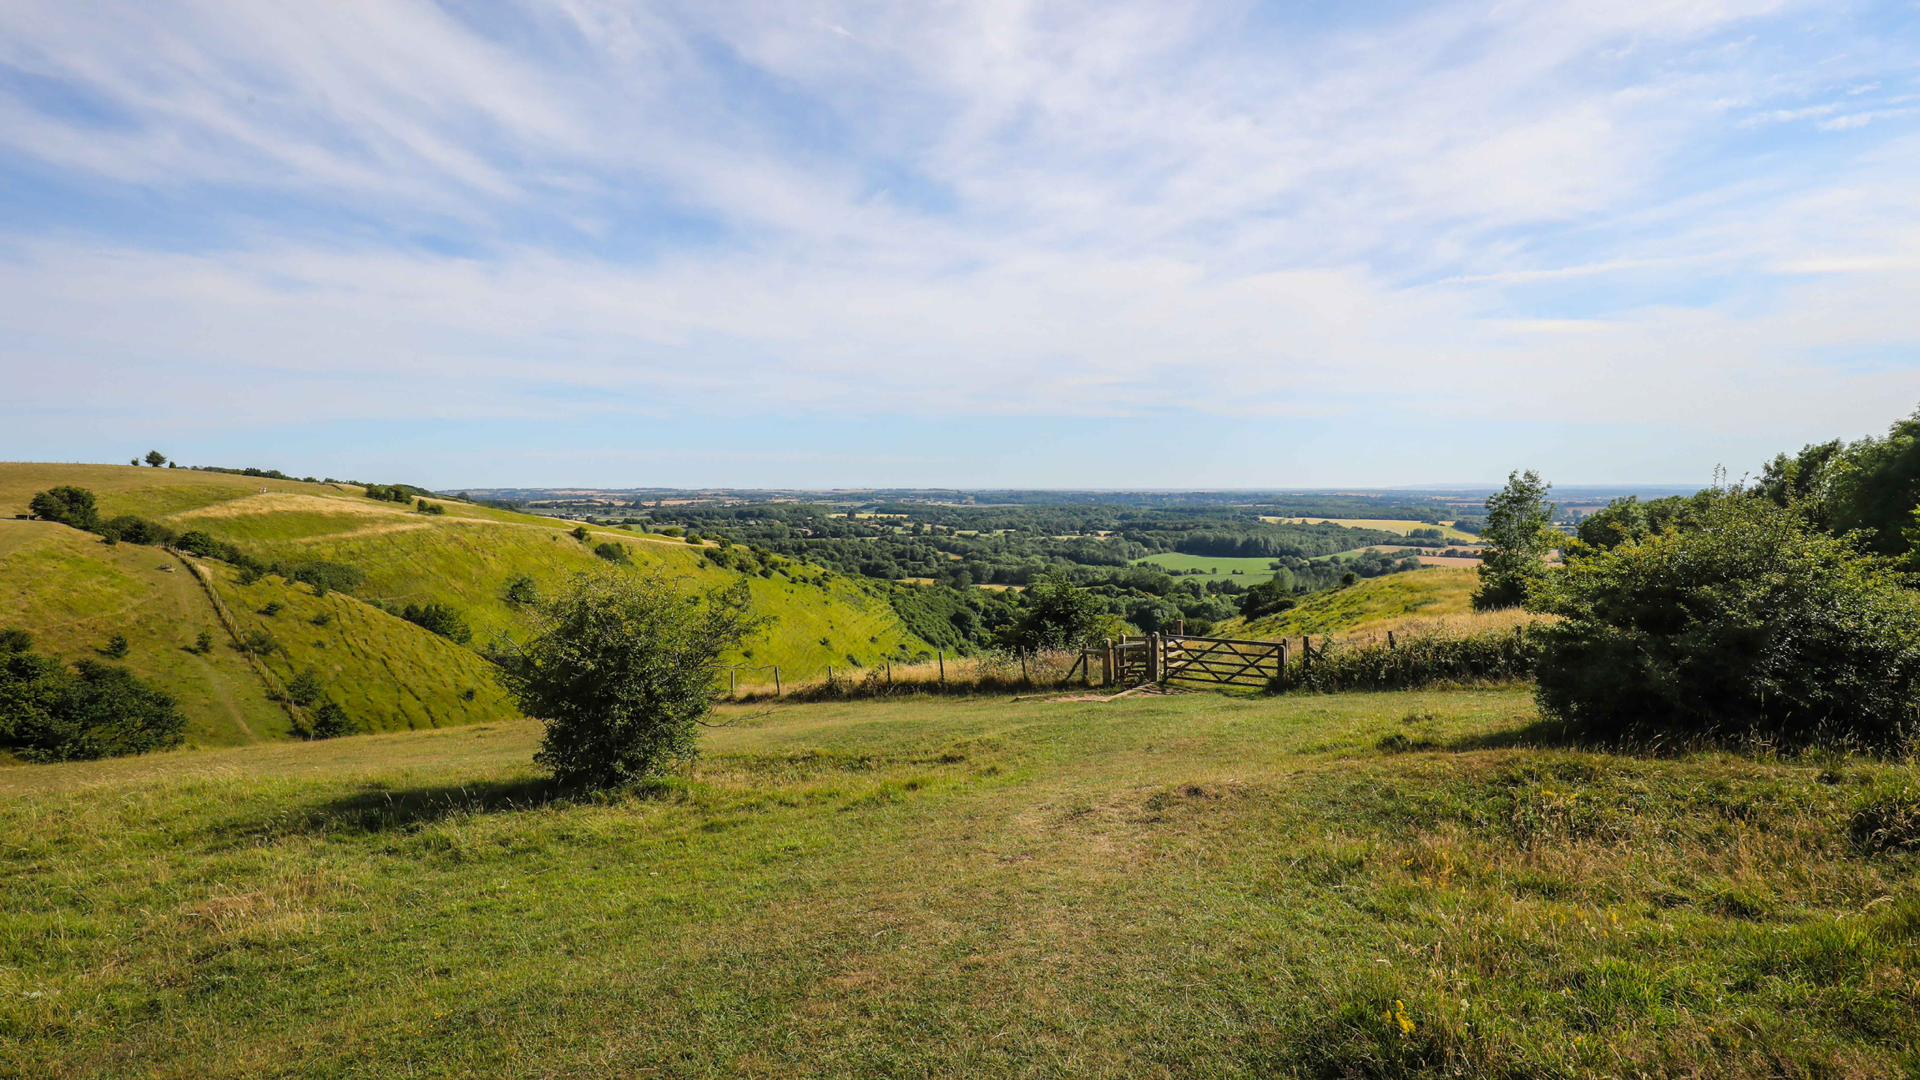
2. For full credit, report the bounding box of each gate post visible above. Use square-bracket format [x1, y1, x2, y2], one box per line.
[1102, 639, 1113, 687]
[1148, 633, 1162, 683]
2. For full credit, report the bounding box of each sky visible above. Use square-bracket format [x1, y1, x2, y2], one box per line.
[2, 0, 1919, 490]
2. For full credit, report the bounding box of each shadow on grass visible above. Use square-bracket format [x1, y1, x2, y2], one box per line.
[228, 775, 684, 839]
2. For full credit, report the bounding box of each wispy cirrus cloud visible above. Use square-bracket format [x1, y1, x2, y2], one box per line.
[1, 0, 1918, 484]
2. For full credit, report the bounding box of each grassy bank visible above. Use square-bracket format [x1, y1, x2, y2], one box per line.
[4, 689, 1916, 1077]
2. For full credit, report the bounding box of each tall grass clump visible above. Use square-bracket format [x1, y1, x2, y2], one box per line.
[1271, 628, 1539, 693]
[774, 650, 1084, 701]
[1532, 492, 1920, 750]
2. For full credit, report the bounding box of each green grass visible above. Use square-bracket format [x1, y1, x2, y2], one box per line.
[0, 520, 283, 747]
[1133, 552, 1283, 582]
[3, 689, 1915, 1077]
[200, 567, 516, 735]
[1222, 567, 1494, 639]
[0, 464, 937, 740]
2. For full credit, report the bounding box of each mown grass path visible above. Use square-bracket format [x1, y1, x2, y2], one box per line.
[3, 690, 1917, 1077]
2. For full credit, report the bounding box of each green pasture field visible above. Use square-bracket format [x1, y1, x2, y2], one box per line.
[1132, 552, 1282, 581]
[3, 690, 1916, 1077]
[1220, 567, 1527, 641]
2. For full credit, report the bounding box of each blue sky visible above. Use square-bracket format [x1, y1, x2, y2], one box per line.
[2, 0, 1918, 489]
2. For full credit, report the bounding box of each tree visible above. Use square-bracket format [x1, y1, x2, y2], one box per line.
[144, 450, 167, 468]
[1533, 492, 1920, 748]
[28, 486, 99, 530]
[1472, 470, 1556, 610]
[399, 603, 471, 644]
[571, 525, 591, 542]
[102, 634, 130, 659]
[309, 701, 354, 738]
[286, 667, 324, 707]
[1000, 569, 1116, 650]
[1, 651, 186, 762]
[497, 568, 767, 788]
[503, 574, 540, 605]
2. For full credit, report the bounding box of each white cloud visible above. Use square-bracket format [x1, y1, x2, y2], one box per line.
[0, 0, 1917, 461]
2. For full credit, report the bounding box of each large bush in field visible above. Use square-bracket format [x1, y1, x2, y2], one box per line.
[1, 632, 186, 762]
[497, 569, 766, 789]
[1532, 493, 1920, 748]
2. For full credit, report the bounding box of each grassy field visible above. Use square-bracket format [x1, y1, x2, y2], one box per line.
[1, 465, 937, 742]
[3, 689, 1915, 1077]
[1218, 568, 1541, 642]
[1133, 552, 1282, 582]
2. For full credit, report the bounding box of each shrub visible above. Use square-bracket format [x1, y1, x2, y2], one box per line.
[592, 541, 631, 565]
[570, 525, 590, 542]
[999, 569, 1124, 650]
[238, 630, 278, 655]
[100, 515, 176, 546]
[415, 499, 446, 515]
[1532, 493, 1920, 748]
[288, 561, 364, 596]
[504, 574, 540, 605]
[496, 569, 765, 789]
[175, 530, 245, 563]
[1, 651, 186, 762]
[1239, 577, 1297, 620]
[308, 701, 355, 739]
[28, 486, 99, 530]
[286, 667, 324, 707]
[192, 630, 214, 654]
[260, 602, 283, 617]
[1273, 629, 1539, 693]
[399, 603, 471, 644]
[101, 634, 130, 659]
[310, 612, 332, 627]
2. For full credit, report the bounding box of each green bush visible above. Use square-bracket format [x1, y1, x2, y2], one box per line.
[503, 574, 540, 605]
[238, 630, 278, 655]
[1, 644, 186, 762]
[192, 630, 214, 653]
[1532, 493, 1920, 748]
[592, 542, 631, 565]
[399, 603, 471, 644]
[101, 633, 130, 659]
[99, 515, 177, 546]
[497, 569, 765, 788]
[1238, 576, 1297, 619]
[308, 701, 355, 739]
[288, 561, 364, 595]
[28, 486, 99, 530]
[286, 668, 324, 707]
[1272, 629, 1539, 693]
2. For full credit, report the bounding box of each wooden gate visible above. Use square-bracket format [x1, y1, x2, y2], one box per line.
[1097, 633, 1288, 690]
[1162, 635, 1286, 688]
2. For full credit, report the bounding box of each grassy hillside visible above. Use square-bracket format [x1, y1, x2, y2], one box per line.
[1, 464, 936, 744]
[3, 690, 1915, 1076]
[196, 565, 516, 735]
[1133, 551, 1284, 582]
[1220, 567, 1538, 641]
[0, 520, 283, 747]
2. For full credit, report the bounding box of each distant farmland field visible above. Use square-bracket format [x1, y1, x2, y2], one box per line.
[1262, 517, 1479, 542]
[1133, 552, 1281, 580]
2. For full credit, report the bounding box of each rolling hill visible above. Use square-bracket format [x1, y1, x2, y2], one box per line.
[0, 463, 936, 748]
[1216, 566, 1538, 641]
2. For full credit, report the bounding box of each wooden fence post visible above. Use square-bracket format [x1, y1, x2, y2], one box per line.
[1174, 619, 1184, 636]
[1148, 633, 1162, 683]
[1102, 639, 1113, 687]
[730, 668, 736, 695]
[886, 662, 892, 688]
[1387, 631, 1395, 651]
[938, 651, 945, 682]
[774, 666, 781, 695]
[1020, 653, 1029, 685]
